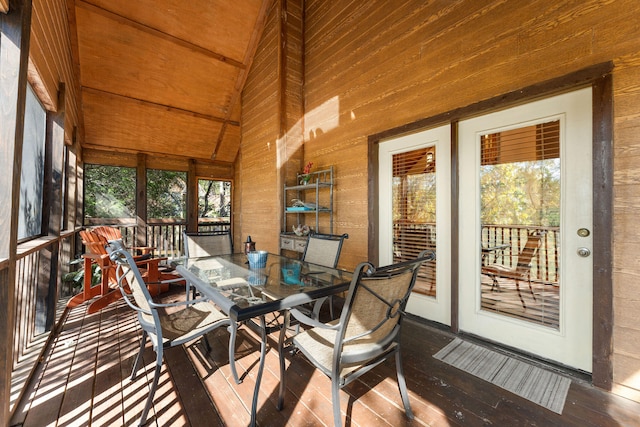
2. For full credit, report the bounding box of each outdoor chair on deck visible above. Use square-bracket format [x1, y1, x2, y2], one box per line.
[92, 225, 155, 255]
[301, 232, 349, 319]
[482, 231, 543, 309]
[67, 228, 177, 314]
[183, 230, 246, 384]
[183, 230, 233, 258]
[278, 250, 435, 427]
[182, 230, 233, 297]
[107, 240, 232, 426]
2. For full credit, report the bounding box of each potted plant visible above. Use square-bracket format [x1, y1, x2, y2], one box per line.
[62, 257, 102, 296]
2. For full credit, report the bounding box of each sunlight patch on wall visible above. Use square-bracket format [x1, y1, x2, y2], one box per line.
[276, 96, 340, 169]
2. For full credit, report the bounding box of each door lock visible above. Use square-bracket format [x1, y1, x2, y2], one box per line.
[577, 228, 590, 237]
[577, 247, 591, 257]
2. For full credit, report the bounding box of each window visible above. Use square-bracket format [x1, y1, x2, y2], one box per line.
[198, 179, 231, 231]
[18, 85, 47, 240]
[480, 121, 560, 226]
[84, 164, 136, 221]
[147, 169, 187, 220]
[392, 147, 437, 296]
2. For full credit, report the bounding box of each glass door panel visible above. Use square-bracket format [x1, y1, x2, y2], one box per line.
[479, 121, 560, 328]
[393, 147, 437, 296]
[379, 125, 451, 325]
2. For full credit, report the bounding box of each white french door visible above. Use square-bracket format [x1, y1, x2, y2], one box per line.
[379, 125, 451, 325]
[458, 88, 593, 371]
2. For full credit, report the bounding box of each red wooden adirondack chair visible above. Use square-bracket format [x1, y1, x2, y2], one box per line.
[67, 227, 179, 314]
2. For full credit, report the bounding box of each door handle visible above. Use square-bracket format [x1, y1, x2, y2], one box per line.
[577, 247, 591, 257]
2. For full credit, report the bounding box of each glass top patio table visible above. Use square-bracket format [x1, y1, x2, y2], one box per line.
[175, 252, 352, 426]
[175, 253, 353, 322]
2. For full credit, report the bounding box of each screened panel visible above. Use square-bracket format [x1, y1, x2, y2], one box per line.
[147, 169, 187, 220]
[18, 85, 47, 240]
[84, 164, 136, 221]
[198, 179, 231, 232]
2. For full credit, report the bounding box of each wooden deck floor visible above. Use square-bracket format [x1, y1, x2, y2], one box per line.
[10, 291, 640, 427]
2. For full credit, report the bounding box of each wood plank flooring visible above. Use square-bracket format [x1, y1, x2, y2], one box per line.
[10, 291, 640, 427]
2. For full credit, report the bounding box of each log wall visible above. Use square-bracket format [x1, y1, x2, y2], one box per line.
[239, 0, 640, 402]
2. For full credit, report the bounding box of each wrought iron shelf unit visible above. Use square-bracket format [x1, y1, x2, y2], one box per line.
[281, 166, 334, 254]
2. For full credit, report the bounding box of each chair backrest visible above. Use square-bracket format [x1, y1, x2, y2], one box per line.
[336, 250, 435, 364]
[92, 226, 123, 242]
[515, 232, 543, 272]
[183, 230, 233, 258]
[302, 233, 349, 268]
[80, 229, 109, 256]
[107, 240, 158, 331]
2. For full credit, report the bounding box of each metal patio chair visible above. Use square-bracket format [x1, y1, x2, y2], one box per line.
[183, 230, 233, 258]
[278, 250, 436, 427]
[107, 240, 232, 426]
[301, 232, 349, 319]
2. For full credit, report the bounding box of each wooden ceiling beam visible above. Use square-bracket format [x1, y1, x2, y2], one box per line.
[211, 0, 276, 160]
[76, 0, 246, 70]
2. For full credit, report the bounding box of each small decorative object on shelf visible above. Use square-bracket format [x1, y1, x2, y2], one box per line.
[290, 198, 318, 210]
[292, 224, 311, 236]
[299, 161, 313, 184]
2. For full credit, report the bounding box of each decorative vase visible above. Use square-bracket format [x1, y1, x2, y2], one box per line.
[300, 174, 311, 185]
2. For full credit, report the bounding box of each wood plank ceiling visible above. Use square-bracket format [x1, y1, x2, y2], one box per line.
[73, 0, 271, 163]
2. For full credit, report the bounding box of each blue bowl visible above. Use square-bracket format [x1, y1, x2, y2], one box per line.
[281, 263, 302, 285]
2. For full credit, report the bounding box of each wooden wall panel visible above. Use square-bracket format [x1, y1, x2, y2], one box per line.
[611, 59, 640, 401]
[82, 148, 234, 180]
[29, 0, 81, 145]
[237, 0, 286, 253]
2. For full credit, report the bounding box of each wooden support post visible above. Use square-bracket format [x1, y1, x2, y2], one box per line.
[0, 0, 32, 423]
[136, 153, 147, 247]
[187, 159, 197, 233]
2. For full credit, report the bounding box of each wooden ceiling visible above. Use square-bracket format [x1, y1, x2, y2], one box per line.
[73, 0, 272, 163]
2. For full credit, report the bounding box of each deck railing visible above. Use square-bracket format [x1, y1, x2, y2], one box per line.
[83, 218, 232, 259]
[482, 224, 559, 285]
[12, 231, 79, 411]
[393, 223, 559, 286]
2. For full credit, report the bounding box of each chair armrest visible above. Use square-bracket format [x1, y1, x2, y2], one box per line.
[289, 308, 339, 330]
[149, 296, 211, 309]
[158, 276, 185, 284]
[131, 246, 155, 255]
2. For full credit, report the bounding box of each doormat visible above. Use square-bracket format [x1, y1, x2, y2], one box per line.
[433, 338, 571, 414]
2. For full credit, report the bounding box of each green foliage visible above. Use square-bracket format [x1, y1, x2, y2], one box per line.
[393, 173, 436, 223]
[62, 258, 102, 290]
[198, 179, 231, 219]
[481, 159, 560, 226]
[392, 159, 560, 228]
[84, 164, 136, 219]
[147, 169, 187, 219]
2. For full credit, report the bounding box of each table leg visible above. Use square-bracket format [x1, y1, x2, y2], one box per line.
[250, 315, 267, 427]
[277, 310, 290, 410]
